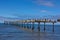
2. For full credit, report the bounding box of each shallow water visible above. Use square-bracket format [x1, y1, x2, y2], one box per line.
[0, 23, 60, 40]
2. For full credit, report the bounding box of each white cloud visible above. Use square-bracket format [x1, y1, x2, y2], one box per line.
[42, 2, 54, 7]
[32, 0, 54, 7]
[40, 10, 48, 12]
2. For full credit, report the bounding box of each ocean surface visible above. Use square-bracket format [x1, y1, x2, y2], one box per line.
[0, 23, 60, 40]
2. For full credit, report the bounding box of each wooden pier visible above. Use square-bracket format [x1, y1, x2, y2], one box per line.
[4, 19, 57, 32]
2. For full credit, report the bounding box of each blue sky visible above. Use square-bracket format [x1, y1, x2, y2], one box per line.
[0, 0, 60, 20]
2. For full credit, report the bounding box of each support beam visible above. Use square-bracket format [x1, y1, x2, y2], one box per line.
[29, 22, 31, 29]
[20, 23, 21, 27]
[22, 22, 23, 28]
[24, 23, 26, 28]
[38, 22, 40, 32]
[53, 22, 54, 32]
[23, 23, 25, 28]
[44, 22, 46, 32]
[27, 23, 29, 29]
[32, 22, 34, 30]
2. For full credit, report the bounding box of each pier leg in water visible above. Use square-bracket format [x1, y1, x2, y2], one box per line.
[53, 23, 54, 32]
[44, 22, 46, 32]
[20, 23, 21, 27]
[24, 23, 25, 28]
[29, 22, 31, 29]
[24, 23, 27, 28]
[22, 22, 23, 28]
[22, 23, 24, 28]
[38, 22, 40, 32]
[27, 23, 29, 29]
[32, 22, 34, 31]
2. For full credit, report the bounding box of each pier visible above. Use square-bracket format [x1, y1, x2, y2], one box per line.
[4, 19, 57, 32]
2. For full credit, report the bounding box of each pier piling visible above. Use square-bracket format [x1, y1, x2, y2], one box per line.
[53, 22, 54, 32]
[44, 22, 46, 32]
[4, 19, 57, 33]
[32, 22, 34, 30]
[38, 22, 40, 31]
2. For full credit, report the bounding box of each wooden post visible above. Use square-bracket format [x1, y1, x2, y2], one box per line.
[25, 23, 27, 28]
[21, 23, 22, 27]
[30, 20, 32, 29]
[53, 22, 54, 32]
[27, 22, 29, 29]
[32, 22, 34, 30]
[23, 22, 25, 28]
[44, 19, 46, 32]
[20, 23, 21, 27]
[29, 22, 31, 29]
[44, 22, 45, 32]
[38, 22, 40, 32]
[21, 22, 24, 28]
[23, 23, 25, 28]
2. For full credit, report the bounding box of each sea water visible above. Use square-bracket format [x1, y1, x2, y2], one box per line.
[0, 23, 60, 40]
